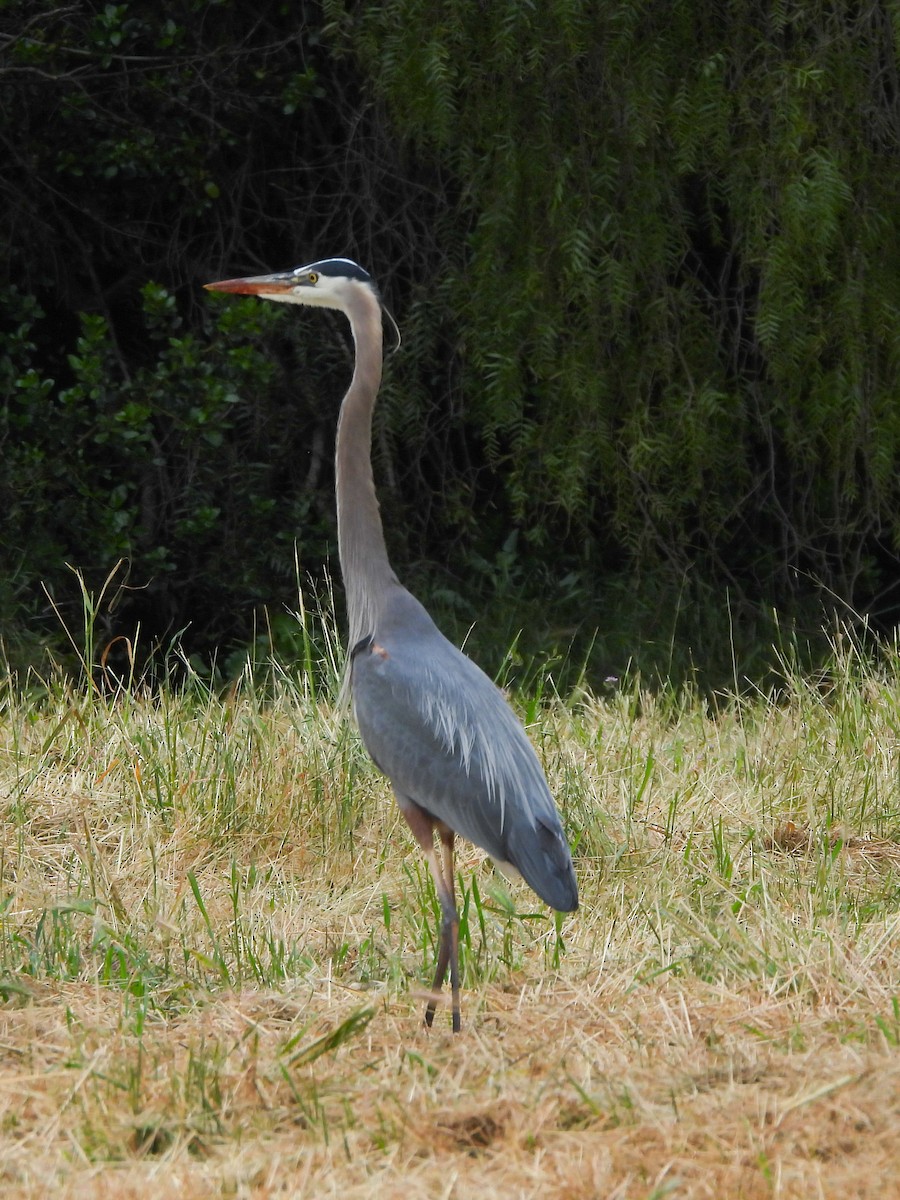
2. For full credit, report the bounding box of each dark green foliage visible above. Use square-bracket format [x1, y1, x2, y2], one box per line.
[0, 0, 424, 667]
[1, 281, 335, 660]
[350, 0, 900, 610]
[1, 0, 898, 677]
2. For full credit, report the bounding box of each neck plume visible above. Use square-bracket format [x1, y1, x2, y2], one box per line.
[335, 288, 398, 655]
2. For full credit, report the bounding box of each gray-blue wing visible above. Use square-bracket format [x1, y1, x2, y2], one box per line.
[350, 592, 578, 912]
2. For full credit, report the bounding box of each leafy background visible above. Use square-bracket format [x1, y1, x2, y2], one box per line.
[2, 0, 898, 684]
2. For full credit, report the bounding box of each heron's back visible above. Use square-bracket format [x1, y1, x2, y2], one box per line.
[350, 586, 578, 912]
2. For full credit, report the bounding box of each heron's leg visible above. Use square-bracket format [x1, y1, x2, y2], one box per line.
[395, 797, 460, 1032]
[439, 826, 460, 1032]
[424, 892, 451, 1027]
[424, 824, 459, 1032]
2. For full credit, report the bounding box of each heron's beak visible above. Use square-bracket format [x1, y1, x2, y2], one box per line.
[204, 272, 296, 297]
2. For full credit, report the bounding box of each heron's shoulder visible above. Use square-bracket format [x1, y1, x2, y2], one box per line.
[377, 584, 441, 637]
[357, 610, 517, 747]
[373, 589, 491, 681]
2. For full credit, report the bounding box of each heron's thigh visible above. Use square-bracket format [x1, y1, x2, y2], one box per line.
[394, 792, 436, 851]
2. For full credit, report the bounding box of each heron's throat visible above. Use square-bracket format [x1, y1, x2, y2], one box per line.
[335, 291, 397, 650]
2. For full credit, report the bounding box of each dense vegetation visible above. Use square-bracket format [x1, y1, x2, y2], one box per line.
[4, 621, 900, 1194]
[2, 1, 898, 681]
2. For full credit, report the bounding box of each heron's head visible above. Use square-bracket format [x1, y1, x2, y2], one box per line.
[204, 258, 376, 311]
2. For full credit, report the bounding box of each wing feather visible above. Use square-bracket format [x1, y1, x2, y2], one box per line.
[350, 589, 577, 911]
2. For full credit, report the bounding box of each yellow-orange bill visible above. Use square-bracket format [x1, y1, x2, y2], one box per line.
[204, 278, 265, 295]
[204, 274, 295, 296]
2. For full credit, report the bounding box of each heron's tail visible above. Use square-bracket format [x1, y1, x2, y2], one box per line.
[507, 817, 578, 913]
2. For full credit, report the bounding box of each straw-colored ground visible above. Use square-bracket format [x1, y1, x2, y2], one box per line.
[2, 636, 900, 1198]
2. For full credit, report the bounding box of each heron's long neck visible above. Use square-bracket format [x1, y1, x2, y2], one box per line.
[336, 290, 398, 651]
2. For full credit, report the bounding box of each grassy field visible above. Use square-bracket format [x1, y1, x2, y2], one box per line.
[2, 615, 900, 1198]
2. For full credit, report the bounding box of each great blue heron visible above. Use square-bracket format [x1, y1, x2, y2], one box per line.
[205, 258, 578, 1031]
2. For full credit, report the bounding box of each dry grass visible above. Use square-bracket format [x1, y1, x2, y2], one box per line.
[2, 628, 900, 1198]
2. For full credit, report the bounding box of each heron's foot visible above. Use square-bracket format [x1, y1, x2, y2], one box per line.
[423, 990, 461, 1033]
[424, 995, 438, 1028]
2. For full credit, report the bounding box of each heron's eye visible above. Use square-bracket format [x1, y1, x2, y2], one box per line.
[308, 271, 319, 284]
